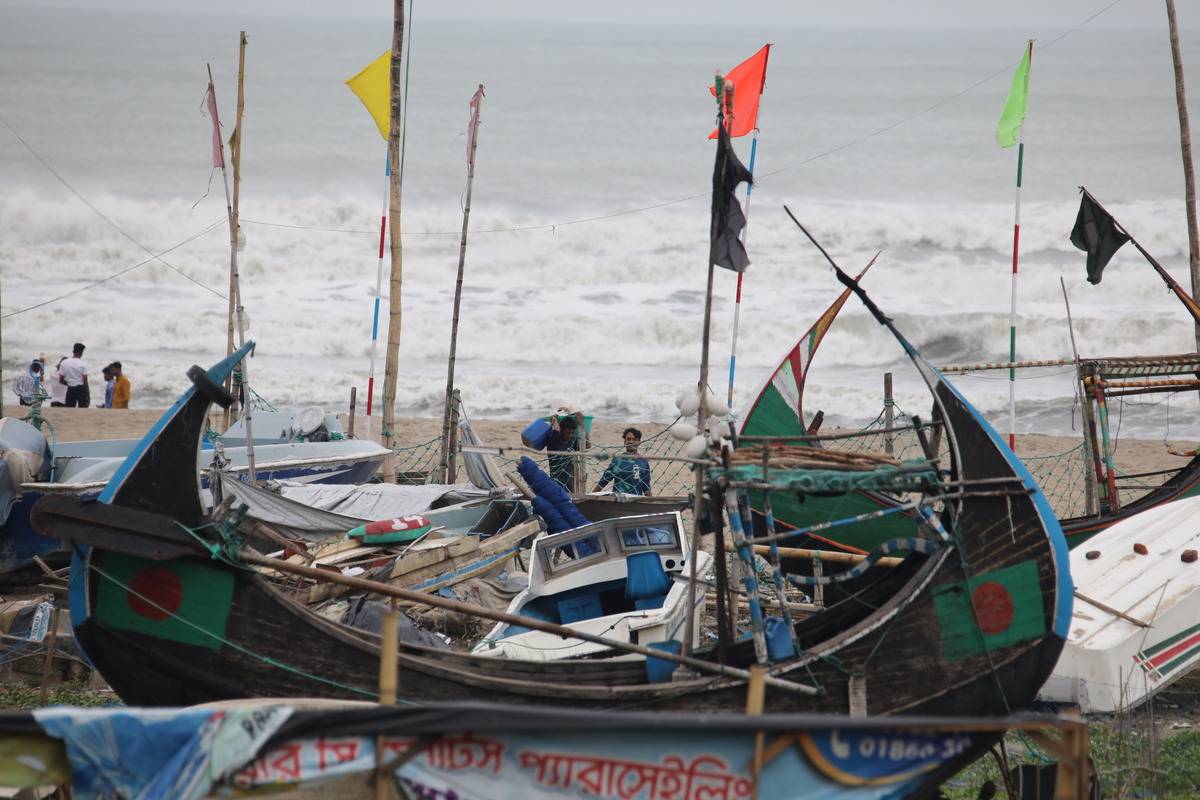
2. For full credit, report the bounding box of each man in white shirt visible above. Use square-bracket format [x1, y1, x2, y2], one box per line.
[49, 356, 68, 406]
[59, 343, 90, 408]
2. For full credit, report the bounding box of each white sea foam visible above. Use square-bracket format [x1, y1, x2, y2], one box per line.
[3, 11, 1199, 437]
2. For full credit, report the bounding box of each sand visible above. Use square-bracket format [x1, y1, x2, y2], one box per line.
[5, 404, 1192, 515]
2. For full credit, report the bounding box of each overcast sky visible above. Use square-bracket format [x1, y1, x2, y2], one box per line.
[0, 0, 1184, 28]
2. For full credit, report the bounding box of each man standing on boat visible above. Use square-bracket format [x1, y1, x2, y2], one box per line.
[59, 343, 90, 408]
[593, 427, 652, 496]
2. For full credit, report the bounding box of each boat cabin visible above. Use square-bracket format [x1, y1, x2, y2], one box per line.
[472, 511, 707, 662]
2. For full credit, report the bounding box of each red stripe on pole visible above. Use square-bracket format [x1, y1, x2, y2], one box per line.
[366, 376, 375, 416]
[377, 216, 387, 259]
[735, 273, 744, 302]
[1011, 225, 1020, 274]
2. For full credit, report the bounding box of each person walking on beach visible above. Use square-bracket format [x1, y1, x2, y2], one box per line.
[49, 356, 68, 407]
[12, 358, 48, 406]
[59, 343, 90, 408]
[593, 427, 652, 496]
[99, 366, 114, 408]
[110, 362, 131, 409]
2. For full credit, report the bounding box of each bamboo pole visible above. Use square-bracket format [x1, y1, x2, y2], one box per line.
[1166, 0, 1200, 350]
[381, 0, 405, 482]
[681, 74, 730, 675]
[883, 372, 894, 455]
[38, 607, 60, 705]
[239, 551, 819, 695]
[439, 86, 484, 483]
[1061, 278, 1097, 516]
[446, 389, 461, 483]
[222, 32, 247, 432]
[208, 63, 255, 480]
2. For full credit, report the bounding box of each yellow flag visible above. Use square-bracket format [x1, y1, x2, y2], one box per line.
[345, 51, 391, 140]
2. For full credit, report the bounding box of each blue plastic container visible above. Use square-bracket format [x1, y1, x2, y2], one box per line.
[645, 640, 682, 684]
[521, 418, 552, 450]
[764, 616, 797, 661]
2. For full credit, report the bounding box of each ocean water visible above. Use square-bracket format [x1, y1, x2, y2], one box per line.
[2, 4, 1200, 438]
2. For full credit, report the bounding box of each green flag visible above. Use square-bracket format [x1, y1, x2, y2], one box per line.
[996, 46, 1031, 148]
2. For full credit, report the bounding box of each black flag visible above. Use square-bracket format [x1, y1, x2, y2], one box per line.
[1071, 190, 1130, 285]
[709, 121, 754, 272]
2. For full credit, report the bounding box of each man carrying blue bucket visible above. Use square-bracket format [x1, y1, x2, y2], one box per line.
[545, 408, 588, 492]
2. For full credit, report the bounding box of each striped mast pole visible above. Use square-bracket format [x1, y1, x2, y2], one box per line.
[365, 158, 388, 441]
[1004, 39, 1033, 451]
[723, 45, 770, 411]
[726, 130, 758, 410]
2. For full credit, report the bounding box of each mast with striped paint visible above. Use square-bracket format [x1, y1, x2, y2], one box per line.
[726, 131, 758, 409]
[999, 39, 1034, 450]
[365, 156, 389, 440]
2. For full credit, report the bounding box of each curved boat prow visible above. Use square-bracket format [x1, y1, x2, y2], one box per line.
[98, 343, 254, 526]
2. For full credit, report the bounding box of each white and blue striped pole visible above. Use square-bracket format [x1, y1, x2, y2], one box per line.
[726, 130, 758, 410]
[365, 153, 389, 440]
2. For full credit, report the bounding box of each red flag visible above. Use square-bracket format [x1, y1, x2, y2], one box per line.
[205, 81, 224, 169]
[708, 44, 771, 139]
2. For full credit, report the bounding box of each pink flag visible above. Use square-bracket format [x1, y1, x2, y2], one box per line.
[205, 81, 224, 169]
[466, 84, 485, 167]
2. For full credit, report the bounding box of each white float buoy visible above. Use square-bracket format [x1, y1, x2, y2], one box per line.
[677, 391, 701, 417]
[704, 393, 730, 418]
[684, 434, 708, 459]
[670, 422, 698, 441]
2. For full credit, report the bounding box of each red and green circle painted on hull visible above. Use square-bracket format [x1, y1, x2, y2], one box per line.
[127, 566, 184, 620]
[971, 581, 1015, 636]
[931, 560, 1045, 662]
[94, 553, 234, 651]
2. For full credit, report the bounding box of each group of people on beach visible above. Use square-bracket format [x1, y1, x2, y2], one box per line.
[12, 343, 132, 409]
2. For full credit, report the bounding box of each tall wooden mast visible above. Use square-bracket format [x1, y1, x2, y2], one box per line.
[1166, 0, 1200, 349]
[381, 0, 405, 481]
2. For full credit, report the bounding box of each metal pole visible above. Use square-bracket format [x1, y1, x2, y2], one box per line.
[439, 85, 484, 483]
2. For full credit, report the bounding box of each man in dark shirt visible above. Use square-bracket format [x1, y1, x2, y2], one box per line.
[593, 427, 652, 496]
[546, 410, 588, 491]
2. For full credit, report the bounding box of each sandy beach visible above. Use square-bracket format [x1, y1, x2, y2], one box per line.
[6, 404, 1193, 517]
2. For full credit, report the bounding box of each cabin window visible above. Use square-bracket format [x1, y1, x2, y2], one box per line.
[619, 525, 675, 550]
[547, 534, 604, 569]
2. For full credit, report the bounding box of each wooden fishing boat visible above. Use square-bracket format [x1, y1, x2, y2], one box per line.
[1039, 494, 1200, 713]
[33, 264, 1071, 714]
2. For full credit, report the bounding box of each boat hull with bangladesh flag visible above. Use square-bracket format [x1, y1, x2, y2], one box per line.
[35, 269, 1068, 719]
